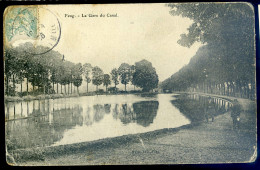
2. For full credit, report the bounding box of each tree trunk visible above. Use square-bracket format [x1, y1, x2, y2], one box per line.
[68, 83, 70, 94]
[223, 83, 225, 95]
[203, 82, 206, 93]
[251, 81, 255, 99]
[21, 102, 23, 116]
[125, 84, 126, 92]
[43, 85, 46, 95]
[57, 83, 59, 94]
[13, 105, 16, 119]
[26, 77, 29, 96]
[64, 84, 66, 94]
[43, 73, 45, 95]
[231, 82, 235, 97]
[87, 83, 89, 93]
[70, 84, 72, 94]
[27, 102, 29, 117]
[227, 82, 230, 96]
[77, 86, 79, 94]
[53, 82, 55, 93]
[20, 82, 22, 94]
[6, 76, 9, 96]
[247, 84, 250, 98]
[61, 84, 63, 93]
[12, 74, 15, 95]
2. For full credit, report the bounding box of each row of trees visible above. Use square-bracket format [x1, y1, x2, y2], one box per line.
[4, 42, 159, 96]
[5, 43, 84, 96]
[161, 3, 255, 99]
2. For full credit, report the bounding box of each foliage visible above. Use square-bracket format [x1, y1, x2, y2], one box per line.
[110, 68, 119, 88]
[83, 63, 92, 83]
[5, 43, 161, 95]
[161, 3, 255, 98]
[103, 74, 111, 92]
[4, 43, 83, 96]
[118, 63, 131, 91]
[92, 66, 104, 89]
[83, 63, 92, 92]
[133, 59, 159, 92]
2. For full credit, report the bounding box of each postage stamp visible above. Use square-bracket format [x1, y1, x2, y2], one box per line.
[3, 3, 257, 166]
[4, 6, 61, 55]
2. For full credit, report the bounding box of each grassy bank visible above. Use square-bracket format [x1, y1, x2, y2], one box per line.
[4, 91, 159, 102]
[4, 94, 80, 102]
[7, 122, 199, 164]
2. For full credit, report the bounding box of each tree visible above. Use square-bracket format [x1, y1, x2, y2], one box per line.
[103, 74, 111, 92]
[161, 3, 255, 98]
[83, 63, 92, 93]
[118, 63, 131, 92]
[92, 66, 104, 91]
[4, 42, 87, 97]
[4, 47, 18, 96]
[61, 61, 74, 95]
[130, 65, 136, 90]
[133, 59, 159, 92]
[73, 75, 83, 94]
[72, 63, 83, 94]
[110, 68, 119, 88]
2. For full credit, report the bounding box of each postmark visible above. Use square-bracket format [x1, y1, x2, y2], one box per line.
[4, 6, 61, 55]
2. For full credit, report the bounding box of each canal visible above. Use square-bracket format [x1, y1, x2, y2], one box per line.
[5, 93, 232, 150]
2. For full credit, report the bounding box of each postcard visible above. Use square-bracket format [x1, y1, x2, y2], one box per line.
[4, 3, 257, 165]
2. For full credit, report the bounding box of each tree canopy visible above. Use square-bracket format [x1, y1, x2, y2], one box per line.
[4, 43, 84, 95]
[133, 59, 159, 92]
[118, 63, 131, 92]
[92, 66, 104, 90]
[161, 3, 255, 99]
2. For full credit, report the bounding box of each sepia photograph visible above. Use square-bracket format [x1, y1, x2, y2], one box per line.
[3, 3, 257, 165]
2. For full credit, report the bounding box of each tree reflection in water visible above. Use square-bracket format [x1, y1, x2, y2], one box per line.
[104, 104, 111, 114]
[112, 101, 159, 127]
[119, 104, 135, 125]
[171, 94, 231, 123]
[84, 106, 93, 126]
[6, 99, 159, 150]
[133, 101, 159, 127]
[93, 104, 105, 122]
[5, 101, 83, 150]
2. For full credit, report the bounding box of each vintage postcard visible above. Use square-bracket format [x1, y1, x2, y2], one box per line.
[4, 3, 257, 165]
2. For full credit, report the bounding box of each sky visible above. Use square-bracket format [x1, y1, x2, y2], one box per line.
[10, 4, 203, 92]
[48, 4, 202, 81]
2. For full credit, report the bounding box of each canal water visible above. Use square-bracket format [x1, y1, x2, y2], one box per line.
[5, 94, 231, 150]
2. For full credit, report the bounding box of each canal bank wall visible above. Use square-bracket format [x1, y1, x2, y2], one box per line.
[8, 93, 257, 165]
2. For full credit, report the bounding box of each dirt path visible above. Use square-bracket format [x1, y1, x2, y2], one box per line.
[16, 93, 257, 165]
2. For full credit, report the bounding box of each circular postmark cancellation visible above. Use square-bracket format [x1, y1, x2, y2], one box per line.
[5, 6, 61, 55]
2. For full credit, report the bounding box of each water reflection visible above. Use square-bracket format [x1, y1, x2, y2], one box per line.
[5, 103, 83, 150]
[5, 94, 190, 149]
[133, 101, 159, 127]
[171, 94, 231, 123]
[112, 101, 159, 127]
[93, 104, 105, 122]
[118, 104, 135, 125]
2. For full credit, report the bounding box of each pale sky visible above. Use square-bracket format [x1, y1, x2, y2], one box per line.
[48, 4, 202, 82]
[10, 4, 203, 92]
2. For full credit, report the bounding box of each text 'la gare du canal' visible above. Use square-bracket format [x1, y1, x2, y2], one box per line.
[65, 13, 118, 18]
